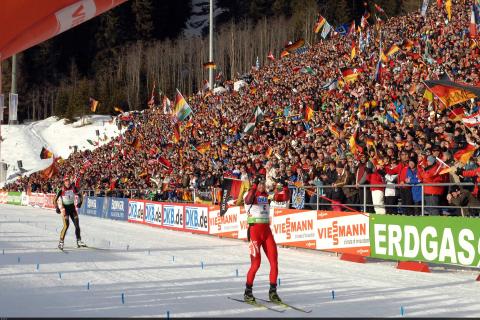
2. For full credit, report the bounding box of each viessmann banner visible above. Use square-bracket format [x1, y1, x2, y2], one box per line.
[370, 215, 480, 268]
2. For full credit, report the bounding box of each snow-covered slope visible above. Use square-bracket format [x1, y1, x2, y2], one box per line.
[1, 205, 480, 317]
[184, 0, 224, 37]
[0, 115, 121, 183]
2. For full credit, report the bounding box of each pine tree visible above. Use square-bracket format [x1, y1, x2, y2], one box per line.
[132, 0, 154, 39]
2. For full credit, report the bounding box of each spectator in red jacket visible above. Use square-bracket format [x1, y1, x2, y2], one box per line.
[419, 156, 446, 216]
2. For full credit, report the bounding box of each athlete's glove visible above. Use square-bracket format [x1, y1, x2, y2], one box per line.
[56, 207, 61, 214]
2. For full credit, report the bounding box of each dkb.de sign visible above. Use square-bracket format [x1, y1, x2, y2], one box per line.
[370, 215, 480, 267]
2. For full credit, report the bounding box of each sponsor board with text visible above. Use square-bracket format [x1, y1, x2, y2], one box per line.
[209, 206, 239, 238]
[144, 202, 163, 226]
[185, 206, 209, 233]
[162, 204, 184, 230]
[128, 200, 145, 222]
[370, 215, 480, 267]
[271, 208, 317, 249]
[316, 211, 370, 256]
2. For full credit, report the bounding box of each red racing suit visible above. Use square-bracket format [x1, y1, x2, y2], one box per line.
[244, 185, 278, 287]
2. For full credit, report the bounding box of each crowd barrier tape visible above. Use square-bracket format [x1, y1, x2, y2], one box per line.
[370, 215, 480, 268]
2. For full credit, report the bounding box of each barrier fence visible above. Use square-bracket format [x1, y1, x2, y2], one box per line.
[2, 190, 480, 270]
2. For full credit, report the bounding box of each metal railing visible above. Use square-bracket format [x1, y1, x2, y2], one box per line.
[285, 182, 480, 217]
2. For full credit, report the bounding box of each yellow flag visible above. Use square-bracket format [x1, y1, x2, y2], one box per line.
[445, 0, 452, 21]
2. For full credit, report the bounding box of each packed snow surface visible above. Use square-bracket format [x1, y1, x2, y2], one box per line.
[0, 205, 479, 317]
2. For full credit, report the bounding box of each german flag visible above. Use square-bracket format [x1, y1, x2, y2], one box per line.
[41, 157, 60, 180]
[285, 39, 305, 52]
[423, 89, 434, 102]
[203, 61, 216, 69]
[313, 15, 326, 33]
[349, 130, 358, 154]
[408, 83, 417, 95]
[380, 50, 389, 63]
[423, 79, 479, 107]
[89, 98, 99, 113]
[448, 107, 465, 122]
[341, 67, 362, 83]
[40, 147, 53, 159]
[403, 39, 414, 51]
[114, 106, 124, 114]
[265, 146, 273, 157]
[172, 123, 181, 143]
[454, 143, 477, 164]
[395, 140, 407, 149]
[365, 136, 375, 147]
[196, 141, 211, 154]
[304, 104, 314, 121]
[386, 44, 400, 57]
[329, 124, 340, 138]
[280, 50, 289, 58]
[350, 40, 356, 60]
[313, 127, 324, 134]
[470, 6, 477, 39]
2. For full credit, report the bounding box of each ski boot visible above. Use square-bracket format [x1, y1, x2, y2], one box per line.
[77, 239, 87, 248]
[269, 284, 282, 303]
[58, 240, 64, 250]
[244, 284, 255, 303]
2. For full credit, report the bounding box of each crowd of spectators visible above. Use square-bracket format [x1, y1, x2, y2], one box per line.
[4, 0, 480, 216]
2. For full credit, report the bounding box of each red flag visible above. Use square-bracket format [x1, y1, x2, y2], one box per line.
[267, 51, 275, 61]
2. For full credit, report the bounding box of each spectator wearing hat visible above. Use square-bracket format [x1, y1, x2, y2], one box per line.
[331, 162, 348, 211]
[419, 155, 446, 216]
[405, 157, 422, 215]
[366, 161, 386, 214]
[447, 186, 480, 217]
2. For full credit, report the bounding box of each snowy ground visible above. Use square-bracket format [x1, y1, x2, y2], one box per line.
[1, 115, 120, 183]
[1, 205, 479, 318]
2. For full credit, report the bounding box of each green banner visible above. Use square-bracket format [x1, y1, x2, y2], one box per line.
[7, 192, 22, 205]
[370, 215, 480, 268]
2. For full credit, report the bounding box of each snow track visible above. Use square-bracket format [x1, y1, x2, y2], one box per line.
[0, 205, 479, 317]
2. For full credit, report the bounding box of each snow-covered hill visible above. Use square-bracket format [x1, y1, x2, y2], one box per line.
[0, 115, 121, 184]
[184, 0, 224, 37]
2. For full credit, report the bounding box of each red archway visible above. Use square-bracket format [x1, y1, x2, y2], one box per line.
[0, 0, 127, 61]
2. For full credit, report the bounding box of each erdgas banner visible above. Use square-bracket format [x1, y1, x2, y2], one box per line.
[370, 215, 480, 268]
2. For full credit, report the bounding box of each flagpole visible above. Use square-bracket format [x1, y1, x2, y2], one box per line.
[209, 0, 214, 90]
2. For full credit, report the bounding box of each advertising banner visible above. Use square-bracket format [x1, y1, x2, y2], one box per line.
[0, 191, 8, 204]
[144, 202, 163, 226]
[237, 206, 249, 240]
[128, 200, 145, 223]
[107, 197, 128, 221]
[162, 204, 184, 230]
[370, 215, 480, 267]
[43, 194, 57, 210]
[316, 211, 370, 256]
[7, 191, 22, 205]
[209, 206, 239, 238]
[185, 206, 209, 233]
[271, 208, 317, 249]
[81, 196, 104, 217]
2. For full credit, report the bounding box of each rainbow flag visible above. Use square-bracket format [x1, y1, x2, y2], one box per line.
[174, 89, 193, 122]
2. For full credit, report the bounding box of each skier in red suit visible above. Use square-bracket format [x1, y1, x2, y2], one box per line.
[243, 179, 281, 303]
